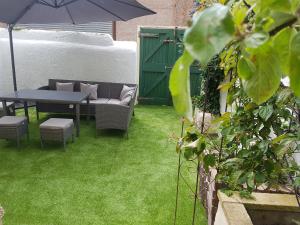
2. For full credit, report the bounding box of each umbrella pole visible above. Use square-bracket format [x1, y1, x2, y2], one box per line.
[8, 25, 17, 91]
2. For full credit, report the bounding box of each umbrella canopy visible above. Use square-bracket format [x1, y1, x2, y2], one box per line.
[0, 0, 155, 91]
[0, 0, 155, 25]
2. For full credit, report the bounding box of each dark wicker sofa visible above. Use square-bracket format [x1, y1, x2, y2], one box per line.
[36, 79, 137, 131]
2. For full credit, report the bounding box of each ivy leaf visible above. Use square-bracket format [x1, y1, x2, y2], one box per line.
[232, 0, 248, 26]
[184, 147, 194, 160]
[295, 177, 300, 188]
[244, 32, 269, 49]
[231, 170, 243, 185]
[242, 43, 281, 104]
[257, 0, 292, 14]
[169, 51, 194, 121]
[291, 0, 300, 13]
[276, 88, 293, 105]
[289, 32, 300, 97]
[258, 105, 274, 121]
[237, 56, 256, 80]
[275, 144, 291, 160]
[273, 27, 297, 75]
[255, 173, 266, 184]
[264, 11, 297, 31]
[203, 154, 216, 172]
[184, 3, 235, 65]
[247, 172, 255, 189]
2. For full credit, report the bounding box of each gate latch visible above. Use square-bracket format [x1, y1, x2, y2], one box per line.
[163, 39, 175, 44]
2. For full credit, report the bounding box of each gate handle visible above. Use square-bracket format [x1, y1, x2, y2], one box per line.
[165, 66, 173, 70]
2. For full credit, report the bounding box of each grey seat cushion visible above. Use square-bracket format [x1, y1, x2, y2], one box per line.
[40, 118, 73, 130]
[0, 116, 27, 127]
[107, 99, 122, 105]
[81, 98, 109, 104]
[56, 82, 74, 92]
[80, 83, 98, 100]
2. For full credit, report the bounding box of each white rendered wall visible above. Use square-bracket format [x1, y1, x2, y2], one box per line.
[0, 29, 137, 93]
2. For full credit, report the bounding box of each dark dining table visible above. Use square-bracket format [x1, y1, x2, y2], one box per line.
[0, 89, 90, 137]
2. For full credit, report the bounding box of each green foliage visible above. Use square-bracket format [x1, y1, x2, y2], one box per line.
[169, 51, 194, 121]
[289, 32, 300, 97]
[180, 86, 300, 196]
[173, 0, 300, 198]
[214, 87, 299, 194]
[273, 27, 297, 75]
[241, 41, 282, 104]
[184, 3, 235, 67]
[170, 0, 300, 118]
[192, 55, 223, 115]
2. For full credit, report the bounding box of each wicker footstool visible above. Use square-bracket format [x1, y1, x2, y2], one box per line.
[40, 118, 74, 148]
[0, 116, 29, 147]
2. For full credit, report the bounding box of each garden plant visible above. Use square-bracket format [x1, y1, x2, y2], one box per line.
[170, 0, 300, 199]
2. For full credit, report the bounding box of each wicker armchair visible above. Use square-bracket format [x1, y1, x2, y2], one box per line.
[95, 87, 137, 135]
[96, 104, 133, 131]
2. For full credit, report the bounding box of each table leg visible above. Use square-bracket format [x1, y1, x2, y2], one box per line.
[24, 101, 29, 123]
[87, 98, 90, 122]
[1, 100, 7, 116]
[75, 103, 80, 137]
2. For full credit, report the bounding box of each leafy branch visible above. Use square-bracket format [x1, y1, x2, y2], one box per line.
[170, 0, 300, 197]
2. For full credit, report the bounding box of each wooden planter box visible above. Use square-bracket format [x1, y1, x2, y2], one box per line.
[214, 191, 300, 225]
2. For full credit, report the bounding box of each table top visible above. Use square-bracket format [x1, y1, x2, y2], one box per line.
[0, 89, 89, 104]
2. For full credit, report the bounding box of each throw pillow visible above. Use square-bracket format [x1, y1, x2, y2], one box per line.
[120, 96, 132, 106]
[56, 82, 74, 92]
[80, 83, 98, 100]
[120, 85, 135, 101]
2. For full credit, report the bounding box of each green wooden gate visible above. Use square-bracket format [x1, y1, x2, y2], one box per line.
[139, 27, 202, 105]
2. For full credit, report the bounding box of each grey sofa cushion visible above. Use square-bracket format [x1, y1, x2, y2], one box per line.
[80, 83, 98, 100]
[120, 85, 135, 101]
[56, 82, 74, 92]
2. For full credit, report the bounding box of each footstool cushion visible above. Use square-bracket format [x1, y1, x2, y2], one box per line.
[40, 118, 74, 148]
[0, 116, 27, 127]
[0, 116, 28, 147]
[40, 118, 73, 130]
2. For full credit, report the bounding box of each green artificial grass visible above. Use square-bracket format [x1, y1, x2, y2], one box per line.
[0, 105, 207, 225]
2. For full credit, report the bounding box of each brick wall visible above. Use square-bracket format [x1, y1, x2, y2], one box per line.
[116, 0, 193, 41]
